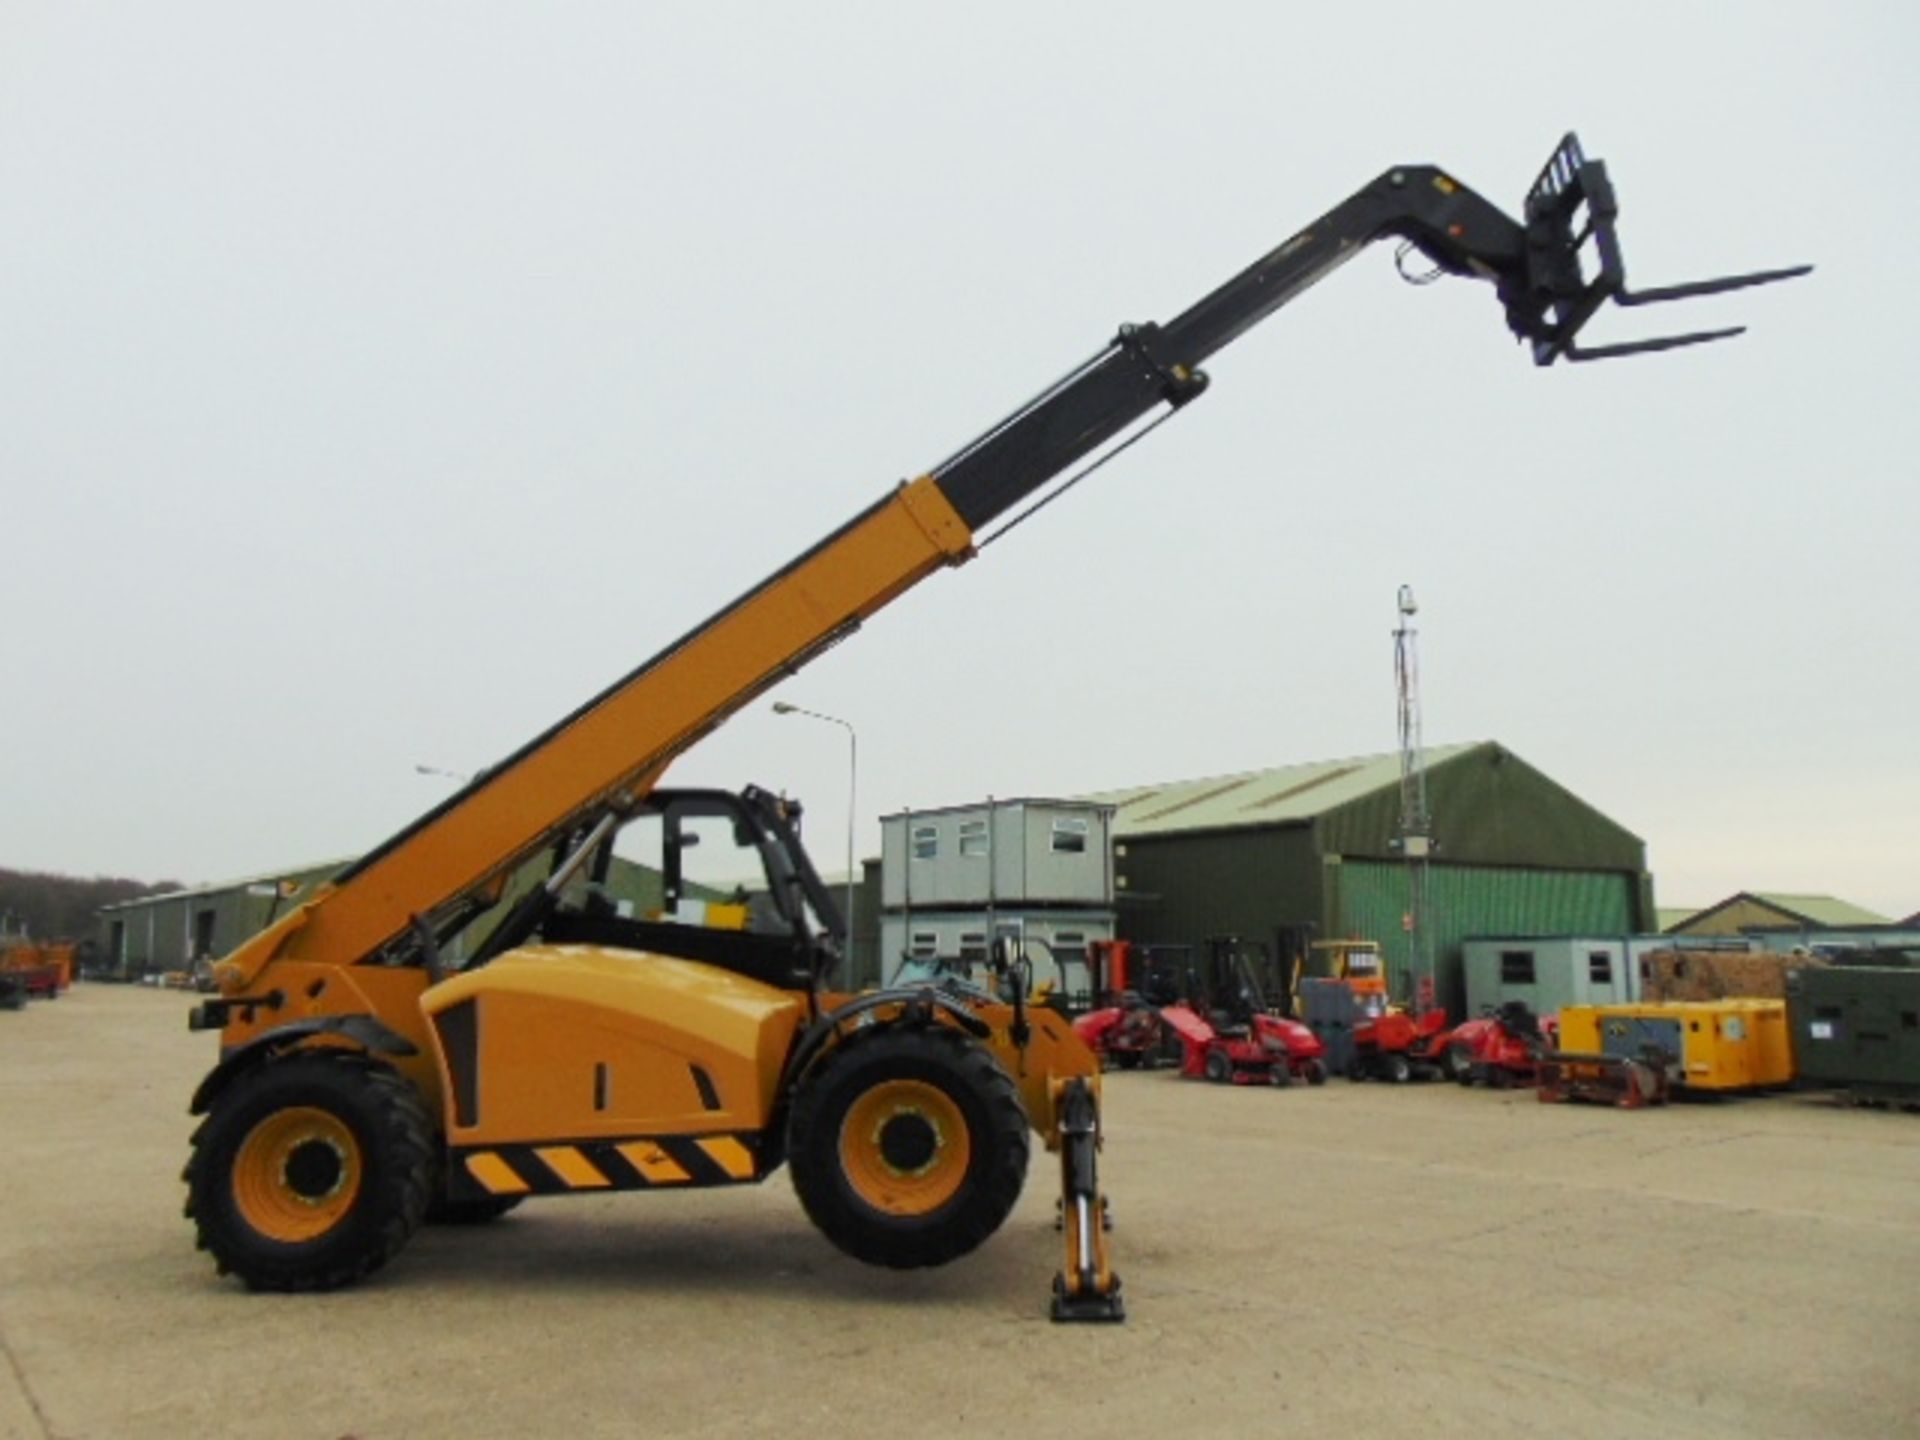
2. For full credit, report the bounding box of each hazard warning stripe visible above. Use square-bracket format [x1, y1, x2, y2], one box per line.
[452, 1133, 764, 1199]
[614, 1140, 690, 1185]
[465, 1150, 532, 1196]
[535, 1145, 612, 1189]
[696, 1135, 757, 1181]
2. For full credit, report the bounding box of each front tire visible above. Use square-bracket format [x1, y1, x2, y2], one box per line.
[184, 1053, 434, 1291]
[788, 1025, 1029, 1270]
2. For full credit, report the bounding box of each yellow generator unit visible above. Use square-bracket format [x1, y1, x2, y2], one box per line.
[1725, 999, 1794, 1087]
[1557, 1001, 1790, 1091]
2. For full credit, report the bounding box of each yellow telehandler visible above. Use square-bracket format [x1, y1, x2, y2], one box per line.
[183, 133, 1803, 1320]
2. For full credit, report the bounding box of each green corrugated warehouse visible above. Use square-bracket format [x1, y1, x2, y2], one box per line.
[95, 853, 679, 981]
[96, 861, 348, 979]
[1084, 741, 1654, 1017]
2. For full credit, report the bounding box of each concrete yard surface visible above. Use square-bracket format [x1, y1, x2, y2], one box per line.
[2, 985, 1916, 1439]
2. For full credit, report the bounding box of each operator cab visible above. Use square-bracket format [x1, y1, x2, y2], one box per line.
[459, 786, 846, 992]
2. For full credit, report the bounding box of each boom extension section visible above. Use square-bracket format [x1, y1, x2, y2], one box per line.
[190, 133, 1805, 1322]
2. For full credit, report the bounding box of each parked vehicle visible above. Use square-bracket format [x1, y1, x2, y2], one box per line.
[1442, 1001, 1549, 1087]
[1160, 937, 1328, 1086]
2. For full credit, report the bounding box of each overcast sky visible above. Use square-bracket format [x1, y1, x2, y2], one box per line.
[2, 4, 1912, 918]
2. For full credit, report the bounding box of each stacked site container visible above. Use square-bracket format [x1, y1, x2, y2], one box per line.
[878, 799, 1116, 993]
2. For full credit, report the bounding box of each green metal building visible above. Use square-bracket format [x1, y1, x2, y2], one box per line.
[95, 853, 677, 980]
[96, 862, 348, 979]
[1085, 741, 1655, 1017]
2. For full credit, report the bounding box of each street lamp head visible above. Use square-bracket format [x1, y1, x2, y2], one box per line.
[764, 698, 857, 988]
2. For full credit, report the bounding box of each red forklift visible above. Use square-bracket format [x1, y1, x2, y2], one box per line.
[1161, 937, 1328, 1086]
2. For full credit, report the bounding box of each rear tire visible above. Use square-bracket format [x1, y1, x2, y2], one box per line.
[184, 1053, 434, 1291]
[1304, 1058, 1328, 1087]
[788, 1025, 1029, 1270]
[1384, 1053, 1413, 1084]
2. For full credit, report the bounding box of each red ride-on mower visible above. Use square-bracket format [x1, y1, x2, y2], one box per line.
[1348, 1006, 1452, 1083]
[1441, 1000, 1548, 1088]
[1073, 1000, 1166, 1070]
[1327, 942, 1450, 1082]
[1161, 937, 1328, 1086]
[1070, 940, 1172, 1070]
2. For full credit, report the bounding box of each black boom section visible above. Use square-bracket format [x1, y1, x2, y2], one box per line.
[929, 139, 1806, 533]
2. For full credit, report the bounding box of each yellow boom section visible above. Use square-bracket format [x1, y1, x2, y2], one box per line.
[214, 477, 973, 993]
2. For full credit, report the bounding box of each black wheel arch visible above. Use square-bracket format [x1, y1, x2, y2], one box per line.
[190, 1014, 418, 1116]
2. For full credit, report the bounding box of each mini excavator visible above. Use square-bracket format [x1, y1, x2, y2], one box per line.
[183, 134, 1803, 1321]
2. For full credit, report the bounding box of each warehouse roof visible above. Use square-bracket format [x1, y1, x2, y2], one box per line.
[96, 860, 349, 913]
[1749, 893, 1892, 926]
[1669, 891, 1893, 933]
[1084, 742, 1481, 838]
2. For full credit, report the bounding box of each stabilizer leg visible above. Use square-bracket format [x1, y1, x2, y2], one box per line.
[1048, 1076, 1124, 1323]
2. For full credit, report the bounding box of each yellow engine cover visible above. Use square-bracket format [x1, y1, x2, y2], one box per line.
[419, 945, 808, 1148]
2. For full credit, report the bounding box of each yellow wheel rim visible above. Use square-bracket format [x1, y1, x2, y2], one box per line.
[232, 1106, 363, 1243]
[838, 1079, 971, 1217]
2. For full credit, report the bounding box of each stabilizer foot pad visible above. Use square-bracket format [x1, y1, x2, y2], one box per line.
[1050, 1273, 1126, 1323]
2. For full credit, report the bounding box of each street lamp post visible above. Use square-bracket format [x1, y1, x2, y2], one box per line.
[771, 701, 857, 989]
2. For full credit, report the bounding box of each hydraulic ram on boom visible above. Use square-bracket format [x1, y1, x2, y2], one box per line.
[189, 134, 1803, 1320]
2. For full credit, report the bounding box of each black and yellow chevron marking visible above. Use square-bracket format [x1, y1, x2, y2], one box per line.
[452, 1133, 765, 1200]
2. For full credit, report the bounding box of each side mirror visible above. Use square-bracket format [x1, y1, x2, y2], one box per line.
[989, 935, 1035, 1007]
[990, 935, 1020, 978]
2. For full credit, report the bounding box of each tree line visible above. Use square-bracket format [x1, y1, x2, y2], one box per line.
[0, 867, 183, 945]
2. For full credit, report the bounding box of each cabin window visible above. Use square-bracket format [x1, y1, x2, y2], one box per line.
[1500, 950, 1536, 985]
[911, 825, 938, 861]
[958, 820, 988, 857]
[1588, 951, 1613, 984]
[1050, 818, 1089, 854]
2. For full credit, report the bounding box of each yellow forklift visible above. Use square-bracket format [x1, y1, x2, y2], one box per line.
[182, 134, 1803, 1319]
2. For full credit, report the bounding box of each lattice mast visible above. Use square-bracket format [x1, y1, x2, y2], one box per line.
[1393, 585, 1435, 1011]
